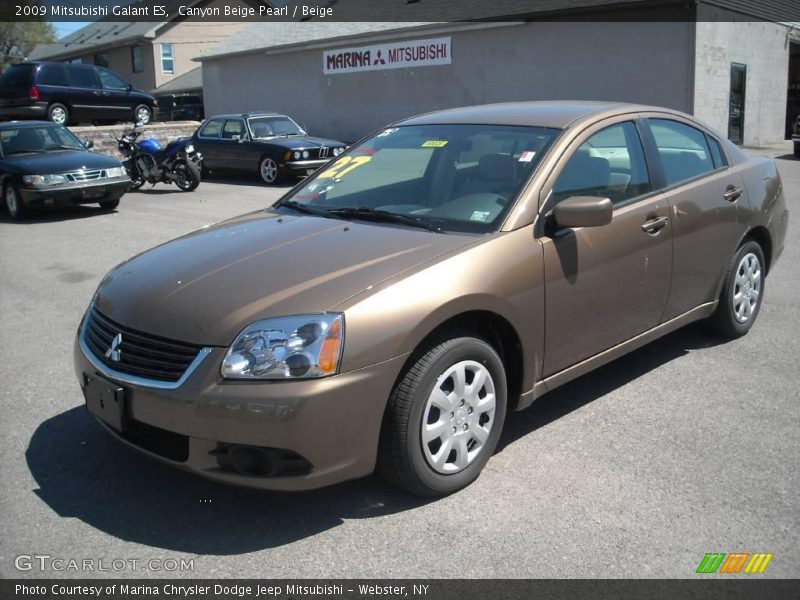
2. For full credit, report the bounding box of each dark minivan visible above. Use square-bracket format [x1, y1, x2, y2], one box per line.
[0, 62, 157, 126]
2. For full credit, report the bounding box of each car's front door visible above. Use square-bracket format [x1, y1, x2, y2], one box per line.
[218, 118, 250, 171]
[96, 68, 133, 121]
[642, 116, 749, 321]
[539, 118, 672, 377]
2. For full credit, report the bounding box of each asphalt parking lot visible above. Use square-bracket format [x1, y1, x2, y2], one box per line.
[0, 155, 798, 579]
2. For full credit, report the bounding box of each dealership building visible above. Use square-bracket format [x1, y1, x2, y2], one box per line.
[197, 0, 800, 145]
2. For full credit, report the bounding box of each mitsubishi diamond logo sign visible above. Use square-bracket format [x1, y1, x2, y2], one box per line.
[105, 333, 122, 362]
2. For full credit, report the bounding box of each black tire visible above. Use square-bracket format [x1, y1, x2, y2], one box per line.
[174, 162, 200, 191]
[378, 336, 507, 496]
[794, 142, 800, 158]
[707, 240, 766, 338]
[99, 199, 120, 210]
[133, 104, 152, 125]
[4, 182, 28, 220]
[259, 156, 283, 185]
[47, 103, 69, 125]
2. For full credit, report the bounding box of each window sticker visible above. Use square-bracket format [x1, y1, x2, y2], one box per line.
[518, 150, 536, 163]
[421, 140, 448, 148]
[470, 210, 492, 222]
[317, 155, 372, 179]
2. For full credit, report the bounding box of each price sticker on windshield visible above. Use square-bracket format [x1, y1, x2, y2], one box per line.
[421, 140, 448, 148]
[317, 155, 372, 180]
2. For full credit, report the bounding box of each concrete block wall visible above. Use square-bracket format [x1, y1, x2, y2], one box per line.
[68, 122, 201, 160]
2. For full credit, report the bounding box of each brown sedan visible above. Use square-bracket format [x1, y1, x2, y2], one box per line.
[74, 101, 788, 496]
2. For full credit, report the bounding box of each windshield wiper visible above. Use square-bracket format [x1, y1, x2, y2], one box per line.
[326, 207, 442, 233]
[5, 148, 46, 155]
[274, 199, 342, 220]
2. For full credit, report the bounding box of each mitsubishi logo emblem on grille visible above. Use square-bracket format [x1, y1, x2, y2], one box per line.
[105, 333, 122, 362]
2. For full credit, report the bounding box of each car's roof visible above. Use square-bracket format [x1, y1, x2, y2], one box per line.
[397, 101, 660, 129]
[209, 111, 287, 119]
[0, 120, 59, 130]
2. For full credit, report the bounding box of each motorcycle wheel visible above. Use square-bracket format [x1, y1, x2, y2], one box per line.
[129, 175, 146, 190]
[175, 162, 200, 192]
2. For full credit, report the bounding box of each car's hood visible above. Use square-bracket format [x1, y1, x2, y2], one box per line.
[93, 211, 476, 346]
[275, 136, 344, 149]
[2, 150, 120, 174]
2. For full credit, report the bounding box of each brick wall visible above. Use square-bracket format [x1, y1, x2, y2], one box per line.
[68, 122, 201, 160]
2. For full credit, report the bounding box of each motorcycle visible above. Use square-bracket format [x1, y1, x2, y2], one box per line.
[116, 123, 202, 192]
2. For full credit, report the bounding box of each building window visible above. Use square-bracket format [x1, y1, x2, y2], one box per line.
[160, 43, 174, 74]
[131, 45, 143, 73]
[68, 58, 82, 64]
[94, 52, 109, 68]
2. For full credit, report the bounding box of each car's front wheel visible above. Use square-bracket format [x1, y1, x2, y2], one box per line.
[4, 183, 27, 220]
[99, 199, 120, 210]
[259, 157, 282, 184]
[708, 239, 766, 338]
[134, 105, 152, 125]
[378, 336, 507, 496]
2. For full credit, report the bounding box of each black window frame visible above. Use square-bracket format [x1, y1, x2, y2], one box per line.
[220, 118, 246, 140]
[94, 52, 109, 68]
[131, 45, 143, 73]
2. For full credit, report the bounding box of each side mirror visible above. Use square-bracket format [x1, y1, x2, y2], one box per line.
[552, 196, 613, 228]
[231, 134, 242, 143]
[83, 139, 94, 149]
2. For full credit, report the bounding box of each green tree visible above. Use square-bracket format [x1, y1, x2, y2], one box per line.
[0, 21, 57, 71]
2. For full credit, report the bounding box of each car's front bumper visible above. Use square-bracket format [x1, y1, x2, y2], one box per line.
[19, 178, 130, 207]
[73, 328, 407, 491]
[281, 158, 330, 175]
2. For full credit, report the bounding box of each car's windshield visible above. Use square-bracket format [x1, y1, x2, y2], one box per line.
[248, 116, 306, 139]
[277, 124, 559, 234]
[0, 125, 84, 156]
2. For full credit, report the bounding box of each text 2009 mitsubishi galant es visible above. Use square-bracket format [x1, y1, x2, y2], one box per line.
[75, 101, 788, 496]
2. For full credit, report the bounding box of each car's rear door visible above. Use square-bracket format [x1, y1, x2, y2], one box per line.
[641, 115, 749, 321]
[194, 118, 224, 168]
[539, 117, 672, 377]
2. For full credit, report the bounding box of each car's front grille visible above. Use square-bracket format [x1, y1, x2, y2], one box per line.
[83, 308, 202, 383]
[66, 169, 103, 182]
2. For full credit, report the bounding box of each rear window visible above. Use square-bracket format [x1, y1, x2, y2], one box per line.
[37, 63, 68, 86]
[0, 64, 36, 88]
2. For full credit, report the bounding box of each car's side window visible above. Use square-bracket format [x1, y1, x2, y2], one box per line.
[97, 68, 128, 91]
[648, 119, 716, 186]
[221, 119, 245, 140]
[706, 134, 728, 169]
[37, 63, 68, 86]
[198, 119, 223, 139]
[66, 65, 100, 89]
[552, 121, 650, 206]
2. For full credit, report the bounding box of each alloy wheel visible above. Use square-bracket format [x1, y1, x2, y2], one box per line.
[733, 252, 762, 323]
[50, 106, 67, 124]
[136, 107, 151, 124]
[421, 360, 496, 474]
[5, 186, 19, 216]
[260, 158, 278, 183]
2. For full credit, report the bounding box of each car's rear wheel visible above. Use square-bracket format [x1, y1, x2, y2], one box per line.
[378, 336, 507, 496]
[259, 157, 282, 184]
[47, 103, 69, 125]
[707, 240, 765, 338]
[134, 105, 152, 125]
[4, 183, 27, 220]
[99, 199, 120, 210]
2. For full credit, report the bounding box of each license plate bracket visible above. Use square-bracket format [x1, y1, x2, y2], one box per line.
[83, 373, 126, 431]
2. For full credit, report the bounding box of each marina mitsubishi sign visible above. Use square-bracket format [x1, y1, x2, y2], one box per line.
[323, 37, 452, 74]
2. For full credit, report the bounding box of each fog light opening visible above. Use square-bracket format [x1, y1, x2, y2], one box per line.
[227, 446, 275, 477]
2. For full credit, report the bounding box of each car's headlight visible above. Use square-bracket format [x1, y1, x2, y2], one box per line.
[221, 314, 344, 380]
[293, 151, 301, 160]
[22, 174, 67, 186]
[105, 166, 126, 178]
[333, 147, 343, 156]
[185, 144, 194, 154]
[302, 150, 310, 159]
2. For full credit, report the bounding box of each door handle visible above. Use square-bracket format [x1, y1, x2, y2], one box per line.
[92, 91, 102, 96]
[723, 185, 743, 202]
[641, 216, 669, 234]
